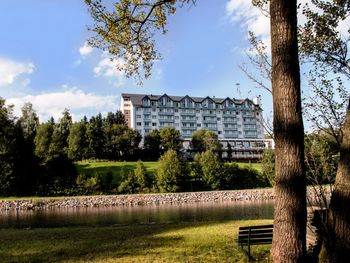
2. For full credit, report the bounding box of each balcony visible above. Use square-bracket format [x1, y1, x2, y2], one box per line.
[203, 119, 217, 124]
[222, 111, 236, 116]
[223, 118, 237, 123]
[224, 134, 238, 138]
[158, 111, 174, 116]
[223, 127, 238, 131]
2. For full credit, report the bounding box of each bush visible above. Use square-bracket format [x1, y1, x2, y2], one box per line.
[118, 160, 153, 194]
[260, 149, 275, 186]
[224, 163, 267, 190]
[76, 174, 101, 195]
[156, 150, 184, 192]
[194, 150, 225, 190]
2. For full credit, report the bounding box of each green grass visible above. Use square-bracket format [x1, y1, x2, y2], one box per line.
[236, 162, 263, 173]
[76, 161, 159, 186]
[76, 160, 262, 183]
[0, 219, 272, 262]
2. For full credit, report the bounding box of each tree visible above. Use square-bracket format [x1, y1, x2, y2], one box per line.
[68, 121, 88, 161]
[299, 1, 350, 260]
[270, 0, 306, 261]
[105, 111, 127, 126]
[34, 121, 54, 161]
[143, 129, 161, 160]
[327, 101, 350, 261]
[18, 102, 39, 142]
[159, 127, 182, 153]
[86, 0, 306, 260]
[49, 109, 72, 157]
[0, 98, 17, 196]
[156, 149, 183, 192]
[104, 124, 141, 160]
[194, 150, 225, 190]
[190, 129, 221, 153]
[86, 113, 105, 159]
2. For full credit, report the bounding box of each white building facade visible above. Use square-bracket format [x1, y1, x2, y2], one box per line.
[121, 93, 274, 160]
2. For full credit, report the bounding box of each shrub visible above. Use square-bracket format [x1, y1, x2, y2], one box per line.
[194, 150, 225, 190]
[156, 150, 184, 192]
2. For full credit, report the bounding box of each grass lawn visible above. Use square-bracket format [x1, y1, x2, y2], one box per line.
[0, 219, 272, 262]
[76, 161, 262, 185]
[76, 161, 159, 187]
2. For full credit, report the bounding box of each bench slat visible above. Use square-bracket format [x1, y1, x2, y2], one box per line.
[239, 224, 273, 230]
[238, 233, 273, 242]
[239, 229, 273, 235]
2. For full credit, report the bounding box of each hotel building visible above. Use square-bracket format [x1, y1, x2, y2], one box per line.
[120, 93, 274, 160]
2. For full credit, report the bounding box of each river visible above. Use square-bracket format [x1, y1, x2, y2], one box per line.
[0, 200, 274, 228]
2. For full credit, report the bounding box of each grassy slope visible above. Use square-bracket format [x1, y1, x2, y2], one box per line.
[76, 161, 262, 183]
[0, 219, 272, 262]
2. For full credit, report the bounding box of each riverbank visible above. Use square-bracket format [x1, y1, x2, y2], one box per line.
[0, 219, 272, 262]
[0, 187, 330, 210]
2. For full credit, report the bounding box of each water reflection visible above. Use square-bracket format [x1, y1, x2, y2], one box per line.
[0, 200, 274, 229]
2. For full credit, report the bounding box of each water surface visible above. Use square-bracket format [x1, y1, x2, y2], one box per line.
[0, 200, 274, 229]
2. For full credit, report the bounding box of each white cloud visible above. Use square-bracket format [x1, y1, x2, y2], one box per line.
[79, 41, 94, 57]
[93, 55, 125, 87]
[0, 57, 35, 87]
[226, 0, 270, 39]
[7, 87, 118, 122]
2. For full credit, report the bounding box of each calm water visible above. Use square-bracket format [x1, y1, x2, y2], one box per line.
[0, 200, 274, 229]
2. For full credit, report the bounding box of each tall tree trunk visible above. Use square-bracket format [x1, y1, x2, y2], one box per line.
[325, 99, 350, 262]
[270, 0, 307, 262]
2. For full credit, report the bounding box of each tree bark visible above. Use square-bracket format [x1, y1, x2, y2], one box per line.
[324, 99, 350, 262]
[270, 0, 307, 262]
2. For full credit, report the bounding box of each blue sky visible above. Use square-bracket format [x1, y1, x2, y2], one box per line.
[0, 0, 273, 122]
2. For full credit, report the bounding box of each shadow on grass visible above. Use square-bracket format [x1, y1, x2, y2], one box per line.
[0, 220, 272, 262]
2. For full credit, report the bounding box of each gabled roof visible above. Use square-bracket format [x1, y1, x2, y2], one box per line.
[121, 93, 260, 109]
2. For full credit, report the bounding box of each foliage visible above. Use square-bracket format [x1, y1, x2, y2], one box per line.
[68, 121, 88, 161]
[194, 150, 225, 190]
[118, 160, 152, 193]
[224, 163, 267, 190]
[260, 149, 275, 186]
[156, 150, 184, 192]
[37, 154, 77, 196]
[143, 129, 161, 160]
[18, 102, 39, 142]
[304, 133, 338, 185]
[159, 127, 182, 153]
[76, 174, 101, 195]
[190, 129, 221, 153]
[34, 121, 54, 161]
[86, 113, 105, 159]
[299, 0, 350, 78]
[85, 0, 195, 83]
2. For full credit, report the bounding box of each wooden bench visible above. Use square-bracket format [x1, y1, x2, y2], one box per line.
[237, 224, 273, 259]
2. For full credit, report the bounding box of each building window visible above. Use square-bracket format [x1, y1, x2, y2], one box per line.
[152, 115, 157, 119]
[152, 122, 157, 126]
[137, 122, 141, 126]
[175, 116, 179, 120]
[136, 115, 141, 118]
[197, 124, 201, 127]
[218, 131, 222, 134]
[175, 109, 178, 112]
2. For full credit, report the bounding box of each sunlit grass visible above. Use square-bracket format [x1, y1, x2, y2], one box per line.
[0, 219, 272, 262]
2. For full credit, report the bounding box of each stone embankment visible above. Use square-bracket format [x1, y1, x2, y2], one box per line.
[0, 187, 331, 210]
